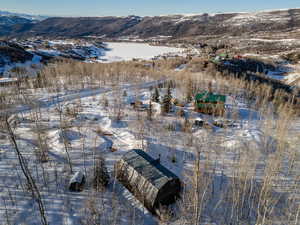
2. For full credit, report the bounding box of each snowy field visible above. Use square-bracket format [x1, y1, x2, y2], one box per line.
[1, 78, 299, 224]
[99, 42, 184, 62]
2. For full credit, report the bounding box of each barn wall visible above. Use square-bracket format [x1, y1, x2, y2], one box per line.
[156, 179, 181, 206]
[115, 159, 159, 212]
[115, 150, 182, 216]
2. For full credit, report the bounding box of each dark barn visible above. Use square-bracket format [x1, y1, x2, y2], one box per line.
[115, 149, 181, 216]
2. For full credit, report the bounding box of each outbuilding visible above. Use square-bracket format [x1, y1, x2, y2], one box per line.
[69, 171, 85, 192]
[114, 149, 181, 216]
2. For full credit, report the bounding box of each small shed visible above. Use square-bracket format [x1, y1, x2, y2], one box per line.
[194, 117, 204, 127]
[114, 149, 181, 216]
[69, 171, 85, 192]
[195, 92, 226, 116]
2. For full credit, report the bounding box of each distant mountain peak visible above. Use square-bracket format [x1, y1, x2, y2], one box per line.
[1, 8, 300, 39]
[0, 10, 48, 21]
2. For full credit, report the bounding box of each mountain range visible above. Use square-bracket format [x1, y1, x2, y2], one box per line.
[0, 8, 300, 39]
[0, 10, 47, 21]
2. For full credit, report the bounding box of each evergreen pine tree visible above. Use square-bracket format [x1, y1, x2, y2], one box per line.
[186, 79, 193, 103]
[152, 87, 160, 103]
[162, 85, 172, 114]
[147, 100, 153, 121]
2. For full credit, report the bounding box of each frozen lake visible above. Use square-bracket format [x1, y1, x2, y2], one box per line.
[100, 42, 184, 62]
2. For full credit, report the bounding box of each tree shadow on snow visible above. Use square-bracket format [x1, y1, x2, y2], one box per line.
[110, 180, 159, 225]
[180, 172, 293, 225]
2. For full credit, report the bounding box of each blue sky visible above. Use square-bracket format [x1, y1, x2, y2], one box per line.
[1, 0, 299, 16]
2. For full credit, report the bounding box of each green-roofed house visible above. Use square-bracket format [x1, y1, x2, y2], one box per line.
[219, 53, 228, 59]
[195, 91, 226, 116]
[211, 53, 229, 64]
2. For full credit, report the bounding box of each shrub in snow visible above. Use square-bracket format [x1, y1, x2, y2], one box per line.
[165, 123, 176, 131]
[93, 156, 110, 191]
[112, 97, 124, 122]
[100, 96, 109, 108]
[34, 146, 49, 163]
[64, 105, 79, 118]
[177, 108, 185, 117]
[147, 100, 153, 121]
[182, 117, 192, 133]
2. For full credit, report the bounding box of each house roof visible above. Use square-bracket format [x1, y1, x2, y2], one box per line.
[120, 149, 179, 190]
[195, 92, 226, 103]
[69, 171, 84, 184]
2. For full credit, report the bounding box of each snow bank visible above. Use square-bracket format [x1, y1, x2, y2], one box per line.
[221, 129, 278, 155]
[285, 73, 300, 85]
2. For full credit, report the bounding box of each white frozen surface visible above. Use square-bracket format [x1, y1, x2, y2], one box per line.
[99, 42, 184, 62]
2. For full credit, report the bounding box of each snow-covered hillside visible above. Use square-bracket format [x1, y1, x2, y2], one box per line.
[0, 10, 47, 21]
[2, 8, 300, 39]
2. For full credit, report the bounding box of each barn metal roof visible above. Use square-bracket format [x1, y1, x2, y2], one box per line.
[120, 149, 179, 189]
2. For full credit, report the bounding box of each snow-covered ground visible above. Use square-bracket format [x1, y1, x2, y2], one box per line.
[0, 76, 299, 224]
[267, 62, 300, 87]
[0, 39, 299, 224]
[242, 53, 300, 87]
